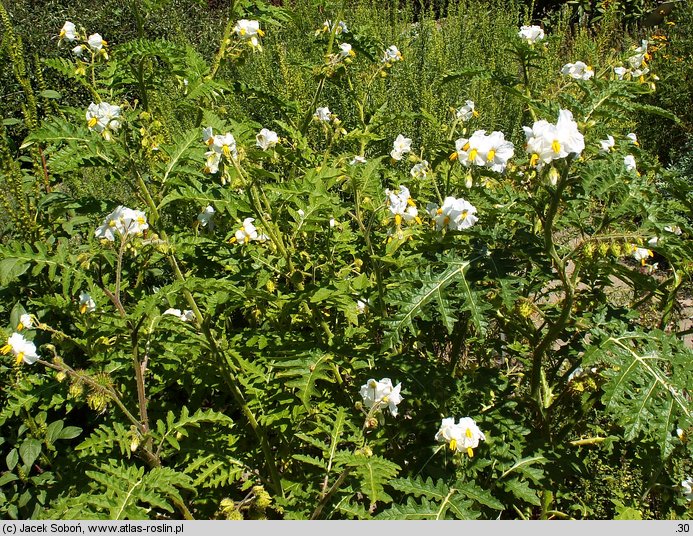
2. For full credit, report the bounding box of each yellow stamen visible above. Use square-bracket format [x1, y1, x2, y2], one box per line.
[449, 439, 457, 452]
[88, 117, 98, 128]
[240, 28, 246, 36]
[465, 428, 473, 438]
[463, 142, 470, 151]
[257, 29, 265, 37]
[467, 447, 474, 458]
[415, 216, 422, 225]
[222, 145, 232, 158]
[473, 110, 479, 117]
[137, 216, 146, 225]
[244, 235, 250, 244]
[461, 210, 468, 219]
[436, 208, 443, 215]
[80, 304, 88, 314]
[449, 152, 458, 161]
[551, 140, 561, 154]
[487, 149, 496, 162]
[407, 198, 416, 207]
[16, 352, 24, 365]
[530, 153, 540, 167]
[17, 323, 24, 331]
[641, 258, 646, 266]
[229, 236, 237, 244]
[1, 344, 12, 355]
[468, 148, 478, 162]
[395, 214, 402, 226]
[443, 216, 450, 226]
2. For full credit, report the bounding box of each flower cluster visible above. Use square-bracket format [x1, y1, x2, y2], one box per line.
[95, 206, 148, 241]
[382, 45, 403, 65]
[316, 20, 349, 36]
[360, 378, 403, 417]
[202, 127, 238, 176]
[435, 417, 486, 457]
[427, 197, 478, 231]
[562, 61, 594, 81]
[385, 185, 421, 227]
[86, 102, 121, 141]
[452, 130, 515, 173]
[59, 21, 109, 60]
[232, 19, 264, 52]
[518, 25, 545, 45]
[391, 134, 412, 161]
[231, 218, 267, 245]
[1, 333, 39, 366]
[523, 109, 584, 168]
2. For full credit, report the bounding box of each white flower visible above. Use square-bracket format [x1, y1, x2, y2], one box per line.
[410, 160, 429, 179]
[518, 25, 545, 44]
[391, 134, 412, 161]
[163, 308, 194, 322]
[17, 313, 33, 331]
[95, 206, 148, 241]
[202, 126, 215, 146]
[86, 102, 121, 141]
[59, 21, 78, 42]
[631, 245, 653, 266]
[454, 130, 487, 166]
[360, 378, 403, 417]
[356, 299, 368, 314]
[627, 132, 639, 146]
[256, 128, 279, 150]
[664, 225, 682, 235]
[211, 133, 237, 159]
[350, 155, 367, 165]
[561, 61, 594, 80]
[523, 109, 585, 167]
[329, 218, 336, 228]
[435, 416, 486, 457]
[233, 19, 264, 38]
[79, 292, 96, 314]
[87, 33, 107, 53]
[72, 45, 85, 57]
[628, 40, 648, 70]
[456, 100, 477, 121]
[427, 196, 478, 231]
[624, 154, 637, 172]
[382, 45, 403, 64]
[204, 151, 221, 174]
[314, 107, 332, 122]
[234, 218, 266, 245]
[197, 205, 215, 229]
[614, 66, 628, 80]
[337, 42, 355, 60]
[163, 308, 182, 318]
[648, 236, 659, 247]
[319, 20, 348, 35]
[599, 135, 615, 153]
[681, 479, 693, 501]
[1, 333, 39, 365]
[385, 185, 420, 226]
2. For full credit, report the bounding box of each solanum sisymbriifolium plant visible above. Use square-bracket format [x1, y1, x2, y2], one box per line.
[1, 0, 692, 520]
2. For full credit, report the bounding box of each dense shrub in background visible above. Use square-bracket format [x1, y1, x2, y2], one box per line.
[0, 0, 692, 521]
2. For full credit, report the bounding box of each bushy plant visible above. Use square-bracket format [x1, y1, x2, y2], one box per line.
[1, 0, 692, 520]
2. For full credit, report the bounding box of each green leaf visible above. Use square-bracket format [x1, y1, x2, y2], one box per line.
[39, 90, 62, 99]
[6, 448, 18, 471]
[58, 426, 83, 440]
[46, 420, 65, 444]
[19, 439, 42, 467]
[503, 479, 541, 506]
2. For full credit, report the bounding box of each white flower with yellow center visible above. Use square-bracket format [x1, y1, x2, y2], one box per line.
[631, 245, 653, 266]
[79, 292, 96, 314]
[204, 151, 221, 174]
[562, 61, 594, 80]
[614, 66, 628, 80]
[391, 134, 412, 161]
[382, 45, 403, 64]
[627, 132, 639, 146]
[628, 40, 648, 70]
[350, 155, 367, 165]
[599, 135, 615, 152]
[337, 42, 356, 60]
[72, 45, 85, 57]
[197, 205, 215, 229]
[95, 206, 148, 241]
[665, 225, 682, 236]
[435, 416, 486, 457]
[410, 160, 430, 179]
[314, 106, 332, 123]
[202, 127, 215, 146]
[233, 218, 267, 245]
[60, 21, 78, 42]
[256, 128, 279, 150]
[211, 133, 238, 160]
[482, 131, 515, 173]
[456, 100, 478, 121]
[17, 313, 33, 331]
[427, 196, 478, 231]
[518, 25, 545, 44]
[360, 378, 403, 417]
[523, 109, 584, 167]
[233, 19, 264, 39]
[385, 185, 421, 226]
[86, 102, 121, 141]
[1, 333, 39, 365]
[163, 309, 194, 322]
